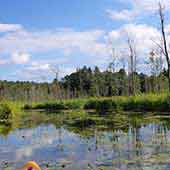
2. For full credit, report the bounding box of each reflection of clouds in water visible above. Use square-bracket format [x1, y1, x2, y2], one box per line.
[1, 118, 170, 170]
[14, 125, 79, 161]
[16, 147, 33, 159]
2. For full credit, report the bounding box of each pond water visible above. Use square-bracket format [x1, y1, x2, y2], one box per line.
[0, 111, 170, 170]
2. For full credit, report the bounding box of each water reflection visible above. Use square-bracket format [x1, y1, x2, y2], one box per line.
[1, 111, 170, 169]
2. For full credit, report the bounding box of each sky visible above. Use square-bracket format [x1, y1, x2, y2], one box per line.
[0, 0, 170, 82]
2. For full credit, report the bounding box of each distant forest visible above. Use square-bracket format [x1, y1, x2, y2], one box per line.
[0, 65, 169, 101]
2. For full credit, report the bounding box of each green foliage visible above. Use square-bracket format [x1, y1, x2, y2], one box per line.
[23, 104, 32, 110]
[23, 99, 87, 111]
[33, 102, 66, 110]
[0, 104, 12, 122]
[84, 99, 120, 112]
[21, 93, 170, 112]
[84, 94, 170, 112]
[64, 100, 84, 109]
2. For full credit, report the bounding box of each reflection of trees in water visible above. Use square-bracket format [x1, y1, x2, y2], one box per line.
[88, 113, 170, 169]
[56, 127, 64, 151]
[2, 111, 170, 169]
[131, 126, 143, 170]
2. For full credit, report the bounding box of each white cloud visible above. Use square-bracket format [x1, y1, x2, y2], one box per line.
[29, 62, 50, 71]
[0, 28, 108, 58]
[7, 23, 165, 80]
[107, 0, 170, 22]
[0, 59, 8, 65]
[131, 0, 170, 12]
[11, 52, 30, 64]
[0, 23, 111, 81]
[107, 23, 162, 72]
[0, 20, 166, 80]
[106, 9, 138, 21]
[108, 23, 160, 51]
[0, 23, 22, 32]
[13, 58, 74, 82]
[121, 24, 160, 52]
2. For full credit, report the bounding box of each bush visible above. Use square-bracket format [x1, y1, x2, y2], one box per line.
[23, 94, 170, 112]
[0, 104, 12, 121]
[23, 104, 32, 110]
[84, 94, 170, 112]
[84, 99, 120, 112]
[84, 100, 98, 110]
[33, 102, 66, 110]
[65, 101, 81, 109]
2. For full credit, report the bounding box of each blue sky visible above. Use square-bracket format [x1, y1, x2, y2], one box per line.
[0, 0, 170, 81]
[0, 0, 121, 30]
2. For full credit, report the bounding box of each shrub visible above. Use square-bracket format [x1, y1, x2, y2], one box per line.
[65, 101, 81, 109]
[84, 99, 120, 112]
[0, 104, 12, 121]
[84, 100, 98, 110]
[23, 104, 32, 110]
[33, 102, 66, 110]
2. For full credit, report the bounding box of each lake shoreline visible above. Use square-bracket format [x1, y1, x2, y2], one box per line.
[20, 93, 170, 113]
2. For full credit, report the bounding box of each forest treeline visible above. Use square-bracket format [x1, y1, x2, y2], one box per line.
[0, 66, 169, 102]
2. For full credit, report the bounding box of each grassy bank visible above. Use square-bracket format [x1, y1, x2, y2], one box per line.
[23, 98, 88, 111]
[84, 94, 170, 112]
[23, 93, 170, 112]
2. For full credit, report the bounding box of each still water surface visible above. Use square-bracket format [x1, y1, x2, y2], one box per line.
[0, 111, 170, 170]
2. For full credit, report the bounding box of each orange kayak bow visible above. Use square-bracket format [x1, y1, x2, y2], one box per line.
[21, 161, 41, 170]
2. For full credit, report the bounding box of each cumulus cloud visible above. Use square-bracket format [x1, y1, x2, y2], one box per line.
[131, 0, 170, 12]
[109, 23, 160, 51]
[107, 23, 163, 72]
[11, 52, 30, 64]
[0, 59, 8, 65]
[4, 22, 165, 79]
[0, 23, 111, 81]
[106, 9, 138, 21]
[0, 23, 22, 32]
[107, 0, 170, 22]
[0, 18, 167, 80]
[0, 28, 108, 58]
[13, 58, 75, 82]
[18, 22, 169, 78]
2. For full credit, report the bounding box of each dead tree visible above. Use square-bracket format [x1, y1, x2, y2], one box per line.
[127, 37, 137, 95]
[50, 66, 63, 100]
[108, 48, 116, 73]
[158, 2, 170, 91]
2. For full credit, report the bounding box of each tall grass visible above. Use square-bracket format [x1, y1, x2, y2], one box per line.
[84, 93, 170, 112]
[22, 93, 170, 112]
[23, 98, 89, 111]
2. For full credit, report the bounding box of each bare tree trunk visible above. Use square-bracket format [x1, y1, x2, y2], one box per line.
[159, 2, 170, 91]
[127, 37, 136, 95]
